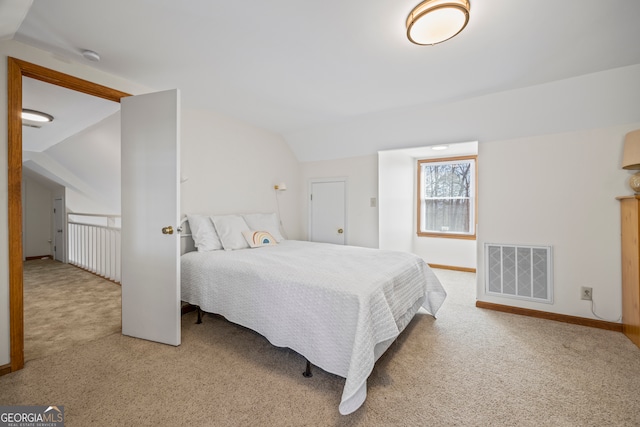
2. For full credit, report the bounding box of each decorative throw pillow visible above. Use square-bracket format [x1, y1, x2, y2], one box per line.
[242, 212, 285, 242]
[210, 215, 251, 250]
[242, 230, 278, 248]
[186, 214, 223, 251]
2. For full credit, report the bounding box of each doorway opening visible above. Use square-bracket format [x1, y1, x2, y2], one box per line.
[7, 57, 130, 372]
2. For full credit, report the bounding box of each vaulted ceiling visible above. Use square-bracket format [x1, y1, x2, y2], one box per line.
[4, 0, 640, 162]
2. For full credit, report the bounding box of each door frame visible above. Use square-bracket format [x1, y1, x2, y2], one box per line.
[7, 57, 131, 372]
[308, 177, 348, 244]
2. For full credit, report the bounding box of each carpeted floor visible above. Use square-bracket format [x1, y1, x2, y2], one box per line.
[23, 259, 122, 361]
[2, 268, 640, 426]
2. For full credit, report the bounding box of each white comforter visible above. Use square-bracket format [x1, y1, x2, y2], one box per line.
[181, 240, 446, 414]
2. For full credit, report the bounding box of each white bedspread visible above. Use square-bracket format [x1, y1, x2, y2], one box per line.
[181, 240, 446, 414]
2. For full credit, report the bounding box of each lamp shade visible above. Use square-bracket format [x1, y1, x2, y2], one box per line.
[622, 129, 640, 170]
[407, 0, 470, 45]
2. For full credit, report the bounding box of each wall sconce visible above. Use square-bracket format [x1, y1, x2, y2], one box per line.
[273, 182, 288, 238]
[622, 129, 640, 193]
[406, 0, 470, 45]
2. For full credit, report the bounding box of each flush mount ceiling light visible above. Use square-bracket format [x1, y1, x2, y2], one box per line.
[81, 49, 101, 62]
[22, 109, 54, 123]
[406, 0, 470, 45]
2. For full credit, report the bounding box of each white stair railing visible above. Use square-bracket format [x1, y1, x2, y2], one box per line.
[67, 213, 121, 283]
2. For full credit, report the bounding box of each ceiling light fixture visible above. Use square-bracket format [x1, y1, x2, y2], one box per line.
[21, 109, 54, 123]
[431, 145, 449, 150]
[406, 0, 470, 45]
[81, 49, 101, 62]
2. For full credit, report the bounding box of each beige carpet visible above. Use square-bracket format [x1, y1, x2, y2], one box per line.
[2, 268, 640, 426]
[23, 259, 122, 361]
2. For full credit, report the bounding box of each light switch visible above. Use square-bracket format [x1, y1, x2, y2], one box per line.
[370, 197, 377, 208]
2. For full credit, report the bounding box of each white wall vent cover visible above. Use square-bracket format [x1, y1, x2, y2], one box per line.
[485, 244, 553, 304]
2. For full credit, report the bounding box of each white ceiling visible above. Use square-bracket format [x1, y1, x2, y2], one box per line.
[22, 77, 120, 152]
[5, 0, 640, 160]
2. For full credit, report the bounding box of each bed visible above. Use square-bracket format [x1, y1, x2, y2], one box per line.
[180, 213, 447, 415]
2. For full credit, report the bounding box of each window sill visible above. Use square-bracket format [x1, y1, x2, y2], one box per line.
[416, 232, 476, 240]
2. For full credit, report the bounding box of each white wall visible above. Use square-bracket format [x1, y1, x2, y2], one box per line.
[0, 40, 301, 367]
[45, 112, 121, 214]
[477, 123, 640, 321]
[413, 237, 476, 270]
[286, 64, 640, 162]
[305, 150, 478, 269]
[2, 42, 639, 368]
[296, 63, 640, 325]
[180, 108, 301, 239]
[379, 143, 477, 268]
[299, 155, 378, 248]
[378, 150, 414, 252]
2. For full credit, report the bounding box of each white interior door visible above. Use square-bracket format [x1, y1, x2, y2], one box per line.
[53, 198, 64, 262]
[309, 179, 346, 245]
[121, 89, 181, 346]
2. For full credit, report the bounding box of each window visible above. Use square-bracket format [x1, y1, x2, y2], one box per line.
[417, 155, 477, 239]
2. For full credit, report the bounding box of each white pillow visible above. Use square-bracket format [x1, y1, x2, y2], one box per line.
[211, 215, 251, 250]
[242, 230, 278, 248]
[242, 212, 285, 242]
[186, 214, 223, 251]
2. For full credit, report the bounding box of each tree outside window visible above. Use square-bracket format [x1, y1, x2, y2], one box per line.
[417, 156, 477, 239]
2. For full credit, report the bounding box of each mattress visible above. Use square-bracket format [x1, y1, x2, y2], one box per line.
[181, 240, 446, 414]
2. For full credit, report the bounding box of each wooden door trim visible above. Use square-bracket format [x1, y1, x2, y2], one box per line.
[7, 57, 130, 372]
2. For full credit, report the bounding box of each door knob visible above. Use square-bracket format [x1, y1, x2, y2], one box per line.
[337, 228, 344, 234]
[162, 226, 174, 235]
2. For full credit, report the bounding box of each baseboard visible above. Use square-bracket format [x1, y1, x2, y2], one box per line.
[0, 363, 12, 377]
[69, 264, 121, 286]
[476, 301, 623, 332]
[428, 264, 476, 273]
[25, 255, 52, 261]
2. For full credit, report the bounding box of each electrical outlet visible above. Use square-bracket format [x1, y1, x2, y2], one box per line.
[581, 286, 593, 301]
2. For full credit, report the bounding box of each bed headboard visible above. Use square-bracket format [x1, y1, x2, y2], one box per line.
[180, 217, 196, 255]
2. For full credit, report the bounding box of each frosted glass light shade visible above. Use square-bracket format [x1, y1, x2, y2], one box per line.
[22, 109, 53, 122]
[407, 0, 470, 45]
